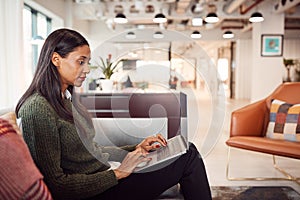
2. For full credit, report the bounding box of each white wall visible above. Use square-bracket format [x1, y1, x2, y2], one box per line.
[25, 0, 64, 29]
[250, 7, 285, 102]
[0, 0, 66, 109]
[0, 0, 24, 109]
[235, 40, 252, 99]
[28, 0, 65, 20]
[88, 21, 116, 51]
[234, 39, 300, 100]
[283, 40, 300, 59]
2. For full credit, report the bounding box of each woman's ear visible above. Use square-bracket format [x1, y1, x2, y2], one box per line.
[52, 52, 61, 67]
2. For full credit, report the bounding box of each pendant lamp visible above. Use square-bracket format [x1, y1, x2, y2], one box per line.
[249, 12, 264, 23]
[153, 31, 164, 39]
[191, 31, 202, 39]
[205, 12, 219, 23]
[125, 32, 136, 39]
[223, 30, 234, 39]
[153, 13, 167, 23]
[114, 13, 128, 24]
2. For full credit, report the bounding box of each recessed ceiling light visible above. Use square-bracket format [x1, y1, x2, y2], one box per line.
[192, 17, 203, 26]
[75, 0, 94, 4]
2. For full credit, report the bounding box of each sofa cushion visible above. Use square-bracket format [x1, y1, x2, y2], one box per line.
[0, 115, 52, 199]
[266, 99, 300, 142]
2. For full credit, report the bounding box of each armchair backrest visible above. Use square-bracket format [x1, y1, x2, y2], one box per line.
[262, 82, 300, 135]
[266, 82, 300, 108]
[230, 82, 300, 138]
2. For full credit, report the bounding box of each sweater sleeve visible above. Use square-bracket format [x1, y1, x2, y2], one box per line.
[18, 96, 119, 200]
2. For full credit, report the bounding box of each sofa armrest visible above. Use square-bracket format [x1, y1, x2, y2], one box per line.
[230, 100, 268, 137]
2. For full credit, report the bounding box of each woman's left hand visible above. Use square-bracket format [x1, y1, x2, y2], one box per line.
[136, 133, 167, 153]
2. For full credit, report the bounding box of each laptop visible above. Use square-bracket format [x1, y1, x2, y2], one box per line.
[134, 135, 188, 172]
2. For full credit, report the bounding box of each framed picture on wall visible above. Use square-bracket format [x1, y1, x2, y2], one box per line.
[261, 34, 283, 57]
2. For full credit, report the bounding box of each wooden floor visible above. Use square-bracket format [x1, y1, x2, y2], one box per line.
[181, 87, 300, 194]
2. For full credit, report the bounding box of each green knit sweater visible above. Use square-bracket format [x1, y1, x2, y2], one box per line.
[18, 93, 136, 200]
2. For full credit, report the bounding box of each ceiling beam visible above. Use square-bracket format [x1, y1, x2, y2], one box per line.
[223, 0, 247, 14]
[273, 0, 300, 14]
[176, 0, 192, 14]
[239, 0, 264, 15]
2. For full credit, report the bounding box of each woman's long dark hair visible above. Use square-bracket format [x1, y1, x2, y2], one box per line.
[16, 28, 92, 127]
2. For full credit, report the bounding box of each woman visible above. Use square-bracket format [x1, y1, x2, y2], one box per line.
[16, 28, 211, 200]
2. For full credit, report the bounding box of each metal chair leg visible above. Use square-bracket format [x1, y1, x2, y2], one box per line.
[272, 155, 300, 185]
[226, 147, 300, 185]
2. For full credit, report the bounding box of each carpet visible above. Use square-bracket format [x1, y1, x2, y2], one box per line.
[211, 186, 300, 200]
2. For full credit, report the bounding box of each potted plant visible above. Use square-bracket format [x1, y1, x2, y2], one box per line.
[99, 54, 123, 80]
[283, 58, 294, 82]
[293, 59, 300, 82]
[90, 54, 124, 91]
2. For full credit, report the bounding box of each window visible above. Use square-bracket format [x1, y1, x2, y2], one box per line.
[217, 58, 229, 82]
[23, 4, 51, 74]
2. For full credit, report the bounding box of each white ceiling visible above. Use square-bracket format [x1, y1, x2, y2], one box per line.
[72, 0, 300, 40]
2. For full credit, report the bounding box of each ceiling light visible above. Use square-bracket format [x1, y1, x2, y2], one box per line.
[223, 30, 234, 39]
[205, 12, 219, 23]
[249, 12, 264, 23]
[191, 3, 204, 14]
[191, 31, 202, 39]
[192, 17, 203, 26]
[153, 13, 167, 23]
[75, 0, 94, 3]
[153, 31, 164, 39]
[114, 13, 128, 24]
[125, 32, 136, 39]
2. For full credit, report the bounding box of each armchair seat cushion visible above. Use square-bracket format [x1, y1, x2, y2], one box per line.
[226, 136, 300, 159]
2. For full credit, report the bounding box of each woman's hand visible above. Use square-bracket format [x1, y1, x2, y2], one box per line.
[113, 134, 167, 180]
[113, 148, 151, 180]
[136, 133, 167, 153]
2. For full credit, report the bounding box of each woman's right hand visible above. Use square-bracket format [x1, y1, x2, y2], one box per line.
[113, 148, 151, 180]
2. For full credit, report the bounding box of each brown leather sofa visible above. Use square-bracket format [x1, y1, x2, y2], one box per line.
[226, 82, 300, 184]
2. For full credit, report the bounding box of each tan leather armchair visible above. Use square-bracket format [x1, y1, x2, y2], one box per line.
[226, 82, 300, 184]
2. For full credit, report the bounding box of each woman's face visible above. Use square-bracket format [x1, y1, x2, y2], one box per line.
[54, 45, 91, 91]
